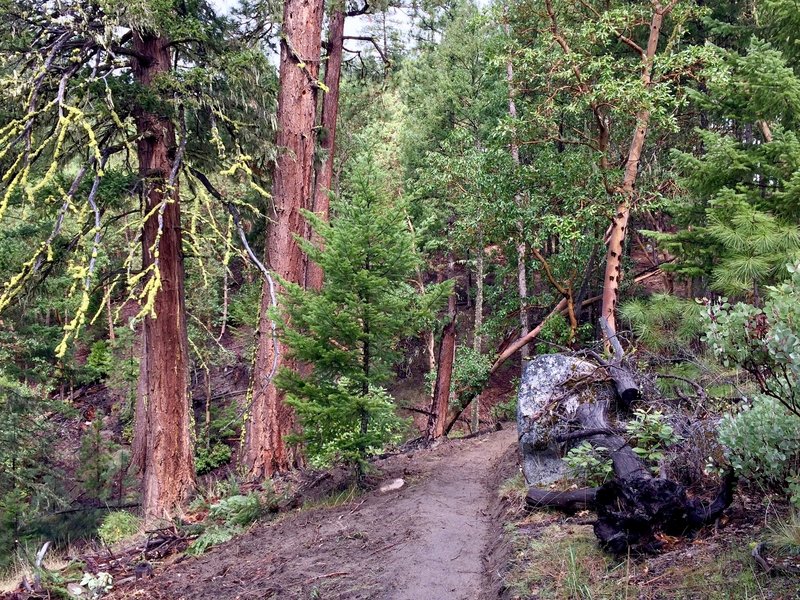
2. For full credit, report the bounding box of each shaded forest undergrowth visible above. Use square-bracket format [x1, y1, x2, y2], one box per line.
[4, 421, 800, 599]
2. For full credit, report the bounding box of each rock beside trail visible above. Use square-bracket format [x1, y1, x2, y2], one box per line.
[516, 354, 597, 485]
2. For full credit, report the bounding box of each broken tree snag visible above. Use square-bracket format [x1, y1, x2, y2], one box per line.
[599, 316, 639, 406]
[427, 315, 457, 441]
[593, 469, 735, 555]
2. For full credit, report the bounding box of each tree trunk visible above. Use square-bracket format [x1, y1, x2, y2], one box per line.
[601, 6, 669, 334]
[505, 23, 530, 358]
[427, 317, 456, 440]
[427, 267, 457, 441]
[130, 32, 195, 519]
[470, 241, 484, 432]
[245, 0, 324, 479]
[306, 9, 345, 291]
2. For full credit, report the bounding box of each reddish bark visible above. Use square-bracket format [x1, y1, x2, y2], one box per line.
[244, 0, 324, 478]
[601, 4, 672, 334]
[130, 33, 195, 518]
[427, 317, 456, 440]
[306, 9, 345, 291]
[427, 266, 457, 441]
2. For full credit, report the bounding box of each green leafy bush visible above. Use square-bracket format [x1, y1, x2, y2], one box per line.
[626, 408, 680, 471]
[704, 263, 800, 416]
[490, 396, 517, 421]
[208, 493, 264, 528]
[97, 511, 140, 544]
[426, 346, 492, 407]
[186, 524, 238, 556]
[187, 490, 276, 556]
[564, 442, 613, 486]
[704, 263, 800, 504]
[718, 395, 800, 501]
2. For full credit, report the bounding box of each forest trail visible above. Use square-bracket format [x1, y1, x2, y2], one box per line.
[116, 427, 517, 600]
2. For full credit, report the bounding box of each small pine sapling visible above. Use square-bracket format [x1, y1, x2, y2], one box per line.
[276, 161, 428, 473]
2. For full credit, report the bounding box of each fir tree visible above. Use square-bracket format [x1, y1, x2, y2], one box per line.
[276, 162, 427, 471]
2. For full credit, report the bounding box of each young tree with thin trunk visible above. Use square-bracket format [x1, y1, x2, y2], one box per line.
[245, 0, 325, 478]
[600, 0, 681, 335]
[504, 9, 530, 360]
[506, 0, 700, 344]
[277, 163, 421, 470]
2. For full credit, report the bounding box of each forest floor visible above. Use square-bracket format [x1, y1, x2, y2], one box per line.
[110, 427, 518, 600]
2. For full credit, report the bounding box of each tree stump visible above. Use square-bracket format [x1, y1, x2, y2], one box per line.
[519, 354, 735, 554]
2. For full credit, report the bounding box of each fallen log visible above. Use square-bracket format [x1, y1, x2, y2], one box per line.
[526, 398, 736, 554]
[526, 487, 597, 512]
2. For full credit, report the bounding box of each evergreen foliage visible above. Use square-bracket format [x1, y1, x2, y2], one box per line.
[277, 162, 438, 469]
[0, 375, 64, 569]
[657, 35, 800, 296]
[2, 0, 800, 556]
[620, 294, 704, 353]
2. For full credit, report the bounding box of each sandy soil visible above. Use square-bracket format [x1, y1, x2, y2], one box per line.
[113, 427, 517, 600]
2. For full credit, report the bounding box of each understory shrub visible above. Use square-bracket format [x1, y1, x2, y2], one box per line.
[195, 442, 232, 475]
[97, 511, 140, 544]
[490, 396, 517, 421]
[705, 263, 800, 505]
[718, 395, 800, 506]
[626, 408, 680, 471]
[187, 488, 279, 556]
[564, 442, 613, 486]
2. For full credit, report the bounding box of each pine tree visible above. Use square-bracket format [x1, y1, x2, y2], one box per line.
[658, 38, 800, 298]
[275, 162, 423, 470]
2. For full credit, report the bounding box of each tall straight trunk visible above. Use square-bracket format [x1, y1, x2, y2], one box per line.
[245, 0, 324, 478]
[505, 17, 529, 358]
[601, 4, 670, 334]
[306, 9, 345, 291]
[130, 32, 195, 518]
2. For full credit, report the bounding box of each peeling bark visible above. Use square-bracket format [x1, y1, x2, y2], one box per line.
[601, 4, 673, 334]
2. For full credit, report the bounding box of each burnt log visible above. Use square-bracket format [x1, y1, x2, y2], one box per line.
[526, 487, 597, 512]
[524, 392, 736, 554]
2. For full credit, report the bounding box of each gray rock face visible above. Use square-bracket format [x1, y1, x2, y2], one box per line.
[517, 354, 597, 485]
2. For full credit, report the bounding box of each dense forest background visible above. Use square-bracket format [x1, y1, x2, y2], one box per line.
[2, 0, 800, 586]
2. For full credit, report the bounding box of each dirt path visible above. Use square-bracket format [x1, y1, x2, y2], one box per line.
[116, 427, 516, 600]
